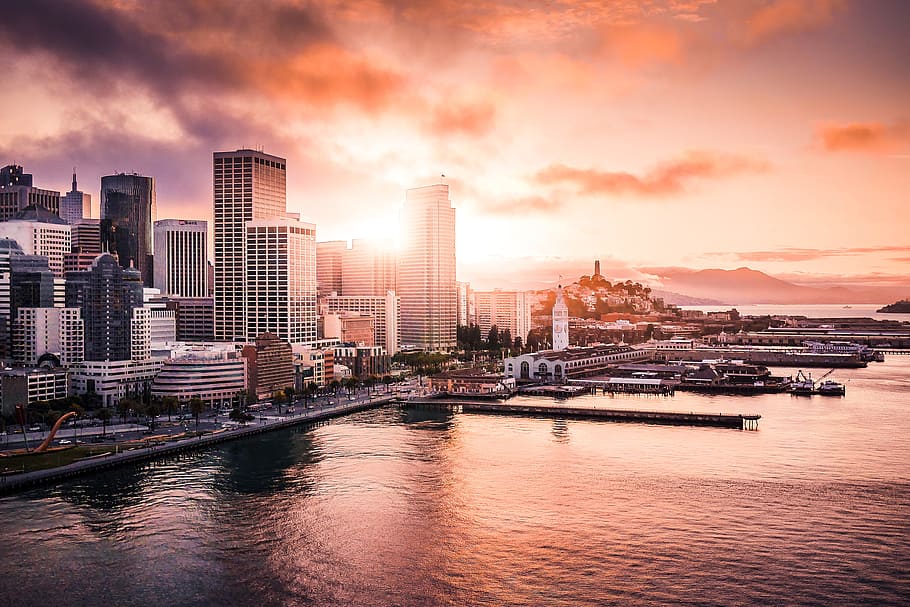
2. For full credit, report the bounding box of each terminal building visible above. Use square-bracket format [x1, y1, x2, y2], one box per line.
[503, 345, 649, 382]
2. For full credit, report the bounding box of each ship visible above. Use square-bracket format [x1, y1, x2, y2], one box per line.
[817, 379, 846, 396]
[790, 370, 815, 396]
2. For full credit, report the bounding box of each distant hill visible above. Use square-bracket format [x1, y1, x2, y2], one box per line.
[641, 266, 910, 305]
[649, 289, 724, 306]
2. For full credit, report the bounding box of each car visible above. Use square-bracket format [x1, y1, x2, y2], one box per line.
[28, 425, 41, 432]
[58, 439, 72, 445]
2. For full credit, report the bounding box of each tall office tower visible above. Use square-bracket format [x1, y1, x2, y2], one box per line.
[244, 218, 316, 344]
[552, 284, 569, 351]
[100, 172, 156, 286]
[65, 253, 145, 361]
[213, 149, 286, 342]
[472, 290, 532, 343]
[0, 205, 71, 277]
[0, 164, 61, 219]
[342, 238, 397, 296]
[65, 218, 102, 272]
[399, 184, 456, 351]
[60, 171, 92, 224]
[153, 219, 208, 297]
[316, 240, 346, 297]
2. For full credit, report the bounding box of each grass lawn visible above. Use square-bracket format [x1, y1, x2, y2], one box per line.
[0, 445, 115, 475]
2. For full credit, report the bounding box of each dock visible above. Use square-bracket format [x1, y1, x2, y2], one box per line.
[404, 399, 760, 430]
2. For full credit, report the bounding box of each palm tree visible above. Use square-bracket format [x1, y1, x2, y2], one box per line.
[329, 379, 340, 395]
[117, 397, 138, 424]
[284, 386, 296, 408]
[189, 397, 205, 432]
[95, 407, 112, 437]
[162, 396, 178, 422]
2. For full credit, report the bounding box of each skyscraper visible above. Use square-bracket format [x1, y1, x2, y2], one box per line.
[60, 171, 92, 224]
[399, 184, 456, 351]
[244, 217, 316, 344]
[213, 149, 286, 342]
[316, 240, 346, 297]
[65, 253, 145, 361]
[100, 173, 156, 286]
[342, 238, 397, 297]
[153, 219, 208, 297]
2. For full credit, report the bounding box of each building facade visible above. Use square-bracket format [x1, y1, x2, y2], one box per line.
[244, 217, 316, 344]
[323, 291, 400, 355]
[13, 307, 84, 367]
[60, 171, 92, 224]
[333, 345, 390, 378]
[472, 290, 531, 343]
[213, 149, 287, 342]
[153, 219, 208, 297]
[241, 332, 295, 400]
[0, 367, 69, 417]
[399, 184, 456, 351]
[0, 164, 61, 220]
[316, 240, 346, 297]
[0, 205, 71, 277]
[100, 173, 156, 286]
[342, 238, 397, 297]
[323, 312, 374, 346]
[65, 253, 146, 361]
[504, 345, 649, 382]
[151, 349, 246, 407]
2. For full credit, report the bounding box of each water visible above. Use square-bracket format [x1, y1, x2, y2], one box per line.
[680, 303, 910, 322]
[2, 360, 910, 606]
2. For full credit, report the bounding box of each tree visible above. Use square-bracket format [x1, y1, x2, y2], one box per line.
[381, 375, 393, 392]
[513, 337, 523, 353]
[329, 379, 340, 395]
[343, 376, 358, 396]
[95, 407, 112, 437]
[162, 396, 179, 421]
[189, 397, 205, 432]
[236, 389, 249, 410]
[487, 325, 500, 350]
[145, 400, 160, 430]
[117, 397, 138, 424]
[283, 386, 296, 410]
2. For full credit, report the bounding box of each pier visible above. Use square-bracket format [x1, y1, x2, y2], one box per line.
[404, 399, 760, 430]
[568, 376, 676, 396]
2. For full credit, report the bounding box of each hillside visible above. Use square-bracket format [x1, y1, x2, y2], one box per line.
[641, 267, 909, 305]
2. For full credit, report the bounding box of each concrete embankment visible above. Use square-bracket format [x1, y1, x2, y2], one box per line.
[0, 397, 393, 495]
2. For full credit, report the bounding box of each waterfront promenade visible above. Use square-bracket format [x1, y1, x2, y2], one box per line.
[0, 394, 395, 495]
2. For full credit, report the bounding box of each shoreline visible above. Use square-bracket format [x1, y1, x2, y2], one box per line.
[0, 396, 394, 496]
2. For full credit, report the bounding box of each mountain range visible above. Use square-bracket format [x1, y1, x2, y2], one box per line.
[642, 267, 910, 305]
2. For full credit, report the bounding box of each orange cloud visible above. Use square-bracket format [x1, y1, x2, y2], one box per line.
[817, 121, 910, 152]
[535, 151, 768, 197]
[425, 100, 496, 137]
[601, 24, 685, 66]
[744, 0, 846, 44]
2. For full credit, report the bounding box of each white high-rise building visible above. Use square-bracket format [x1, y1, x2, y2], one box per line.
[399, 184, 456, 351]
[153, 219, 208, 297]
[342, 238, 397, 297]
[323, 290, 400, 355]
[244, 217, 316, 344]
[12, 307, 84, 367]
[552, 284, 569, 351]
[457, 281, 472, 327]
[0, 205, 71, 277]
[471, 290, 531, 344]
[213, 150, 286, 342]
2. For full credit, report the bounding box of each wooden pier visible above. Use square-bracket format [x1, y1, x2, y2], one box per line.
[458, 402, 760, 430]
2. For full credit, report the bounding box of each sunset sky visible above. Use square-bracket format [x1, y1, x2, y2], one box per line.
[1, 0, 907, 291]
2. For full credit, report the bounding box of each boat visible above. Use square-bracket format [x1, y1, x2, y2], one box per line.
[817, 379, 846, 396]
[790, 370, 815, 395]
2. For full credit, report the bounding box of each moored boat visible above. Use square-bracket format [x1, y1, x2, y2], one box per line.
[817, 379, 846, 396]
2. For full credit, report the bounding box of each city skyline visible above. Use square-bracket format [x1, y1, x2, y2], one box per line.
[0, 1, 908, 293]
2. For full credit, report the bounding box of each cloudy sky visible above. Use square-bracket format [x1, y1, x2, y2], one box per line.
[1, 0, 907, 290]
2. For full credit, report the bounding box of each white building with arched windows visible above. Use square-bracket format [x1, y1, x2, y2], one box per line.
[504, 345, 650, 383]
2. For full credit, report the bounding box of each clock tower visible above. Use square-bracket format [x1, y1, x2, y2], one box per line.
[552, 284, 569, 351]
